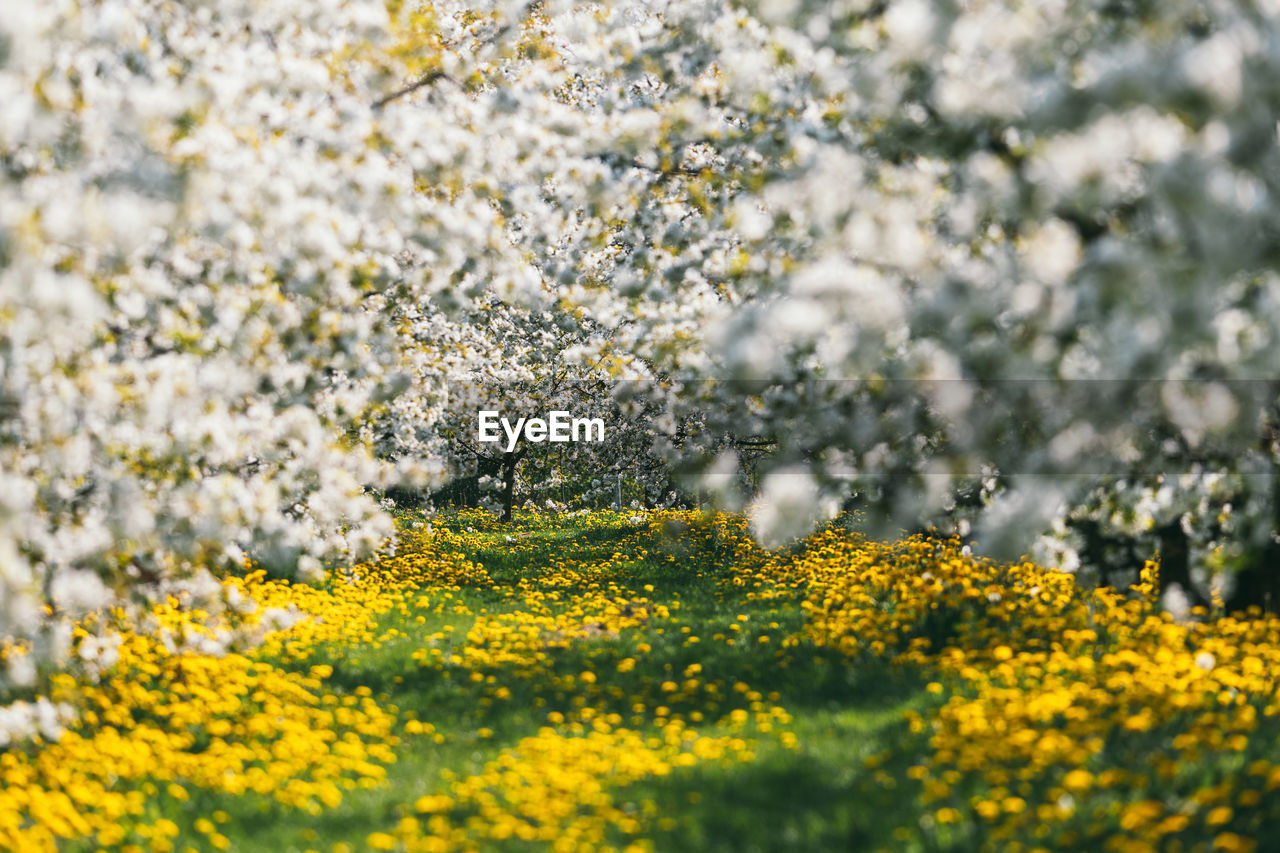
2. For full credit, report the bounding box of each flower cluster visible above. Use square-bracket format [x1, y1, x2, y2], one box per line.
[372, 716, 758, 853]
[0, 566, 409, 851]
[797, 526, 1280, 851]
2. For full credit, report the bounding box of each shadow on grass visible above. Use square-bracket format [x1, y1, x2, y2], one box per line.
[612, 682, 937, 853]
[627, 750, 893, 852]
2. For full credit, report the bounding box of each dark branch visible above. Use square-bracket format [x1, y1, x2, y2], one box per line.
[372, 70, 450, 111]
[730, 437, 777, 449]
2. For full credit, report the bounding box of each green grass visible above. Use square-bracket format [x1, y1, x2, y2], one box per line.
[198, 510, 935, 853]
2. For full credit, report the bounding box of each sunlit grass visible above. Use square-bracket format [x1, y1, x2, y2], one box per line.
[4, 508, 1279, 852]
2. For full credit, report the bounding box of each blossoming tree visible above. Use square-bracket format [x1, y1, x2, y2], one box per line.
[8, 0, 1280, 712]
[677, 0, 1280, 608]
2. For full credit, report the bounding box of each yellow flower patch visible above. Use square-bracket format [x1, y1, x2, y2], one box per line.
[372, 713, 758, 853]
[796, 528, 1280, 851]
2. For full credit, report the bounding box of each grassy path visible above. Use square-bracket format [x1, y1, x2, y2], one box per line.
[228, 510, 929, 853]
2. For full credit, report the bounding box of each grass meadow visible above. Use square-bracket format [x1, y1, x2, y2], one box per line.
[4, 509, 1280, 852]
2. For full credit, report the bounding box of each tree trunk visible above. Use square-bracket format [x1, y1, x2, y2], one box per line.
[1157, 520, 1209, 610]
[1225, 467, 1280, 614]
[499, 449, 525, 522]
[501, 452, 517, 522]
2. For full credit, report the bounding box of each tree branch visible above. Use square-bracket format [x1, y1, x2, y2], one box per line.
[372, 70, 450, 111]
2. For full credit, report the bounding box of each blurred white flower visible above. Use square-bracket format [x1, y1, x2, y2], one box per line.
[750, 466, 836, 549]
